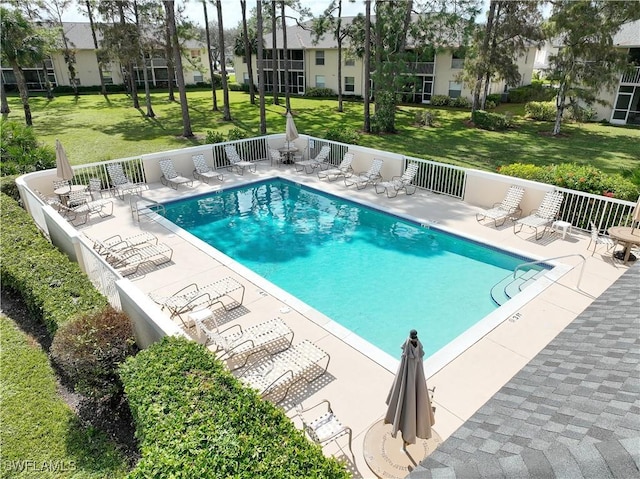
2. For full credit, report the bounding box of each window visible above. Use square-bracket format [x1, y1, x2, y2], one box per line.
[451, 49, 465, 69]
[448, 81, 462, 98]
[315, 51, 325, 66]
[345, 57, 355, 66]
[243, 72, 250, 85]
[344, 76, 355, 93]
[315, 75, 325, 88]
[193, 74, 203, 83]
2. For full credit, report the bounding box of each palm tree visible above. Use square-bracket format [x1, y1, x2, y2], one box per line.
[0, 8, 50, 126]
[271, 1, 280, 105]
[280, 1, 291, 112]
[164, 0, 193, 137]
[240, 0, 256, 104]
[256, 0, 267, 134]
[215, 0, 232, 121]
[202, 0, 218, 111]
[363, 0, 371, 132]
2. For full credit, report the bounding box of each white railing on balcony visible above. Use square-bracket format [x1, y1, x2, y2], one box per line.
[556, 187, 637, 231]
[405, 155, 466, 198]
[621, 66, 640, 85]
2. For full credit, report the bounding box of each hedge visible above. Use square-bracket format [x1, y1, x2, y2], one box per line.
[120, 337, 350, 479]
[0, 193, 107, 335]
[471, 110, 513, 131]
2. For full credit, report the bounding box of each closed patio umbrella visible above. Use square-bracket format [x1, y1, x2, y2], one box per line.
[55, 139, 74, 181]
[384, 329, 435, 446]
[285, 110, 299, 148]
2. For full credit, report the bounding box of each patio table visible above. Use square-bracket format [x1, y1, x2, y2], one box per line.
[607, 226, 640, 264]
[279, 145, 298, 164]
[54, 184, 87, 205]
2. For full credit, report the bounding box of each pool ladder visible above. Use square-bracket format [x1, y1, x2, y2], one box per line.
[490, 254, 587, 306]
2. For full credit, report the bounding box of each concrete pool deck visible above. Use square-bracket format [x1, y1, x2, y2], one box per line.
[79, 161, 634, 478]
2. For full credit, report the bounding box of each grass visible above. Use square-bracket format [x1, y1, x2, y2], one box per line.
[0, 316, 128, 479]
[4, 90, 640, 177]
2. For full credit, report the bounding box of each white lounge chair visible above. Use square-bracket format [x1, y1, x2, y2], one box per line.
[150, 277, 245, 321]
[318, 152, 354, 181]
[295, 145, 331, 174]
[192, 154, 223, 183]
[374, 162, 419, 198]
[194, 317, 294, 369]
[476, 185, 525, 227]
[296, 400, 353, 458]
[90, 232, 158, 259]
[58, 190, 114, 225]
[224, 145, 256, 174]
[344, 158, 384, 190]
[238, 340, 330, 403]
[129, 194, 166, 222]
[587, 221, 617, 256]
[514, 191, 564, 240]
[159, 159, 194, 189]
[106, 163, 144, 199]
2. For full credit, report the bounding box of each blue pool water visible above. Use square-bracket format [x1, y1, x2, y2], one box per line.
[161, 179, 541, 359]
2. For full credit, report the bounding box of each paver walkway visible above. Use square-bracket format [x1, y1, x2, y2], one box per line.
[409, 263, 640, 479]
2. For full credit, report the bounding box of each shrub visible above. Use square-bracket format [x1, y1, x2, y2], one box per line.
[325, 126, 361, 145]
[227, 127, 248, 141]
[304, 87, 336, 97]
[415, 110, 437, 127]
[508, 83, 556, 103]
[51, 306, 137, 398]
[0, 119, 56, 176]
[568, 103, 597, 123]
[450, 96, 471, 108]
[228, 83, 245, 91]
[120, 337, 350, 479]
[430, 95, 450, 106]
[0, 194, 107, 335]
[205, 130, 225, 144]
[486, 93, 502, 106]
[498, 163, 639, 201]
[524, 101, 557, 121]
[472, 110, 513, 131]
[0, 174, 20, 201]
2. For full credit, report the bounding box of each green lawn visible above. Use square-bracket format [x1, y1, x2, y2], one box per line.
[0, 316, 128, 479]
[4, 90, 639, 177]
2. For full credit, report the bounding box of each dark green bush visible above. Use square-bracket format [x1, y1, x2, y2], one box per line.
[227, 127, 248, 141]
[498, 163, 639, 201]
[0, 193, 107, 335]
[415, 110, 437, 127]
[472, 110, 513, 131]
[0, 174, 20, 201]
[486, 93, 502, 106]
[430, 95, 450, 106]
[120, 337, 350, 479]
[508, 83, 556, 103]
[0, 119, 56, 176]
[450, 96, 471, 108]
[205, 130, 225, 144]
[51, 306, 137, 399]
[304, 87, 336, 97]
[229, 83, 245, 91]
[325, 126, 361, 145]
[524, 101, 556, 121]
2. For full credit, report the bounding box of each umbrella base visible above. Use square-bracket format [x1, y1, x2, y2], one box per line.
[363, 419, 442, 479]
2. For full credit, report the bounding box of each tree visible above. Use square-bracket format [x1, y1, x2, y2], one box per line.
[363, 0, 371, 132]
[240, 0, 257, 104]
[44, 0, 80, 96]
[0, 7, 52, 126]
[1, 75, 9, 115]
[202, 0, 219, 111]
[256, 0, 267, 134]
[545, 0, 640, 135]
[271, 1, 280, 105]
[464, 0, 544, 116]
[133, 0, 156, 118]
[215, 0, 232, 121]
[164, 0, 193, 137]
[84, 0, 108, 96]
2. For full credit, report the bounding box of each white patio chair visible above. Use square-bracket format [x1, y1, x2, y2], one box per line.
[269, 148, 284, 167]
[106, 163, 144, 199]
[107, 241, 173, 276]
[224, 144, 257, 174]
[318, 152, 354, 181]
[476, 185, 525, 227]
[296, 400, 353, 458]
[587, 221, 617, 256]
[194, 317, 294, 369]
[295, 145, 331, 174]
[374, 162, 419, 198]
[514, 191, 564, 240]
[238, 340, 330, 403]
[344, 158, 384, 190]
[59, 190, 113, 225]
[159, 159, 194, 190]
[89, 232, 158, 259]
[192, 154, 223, 183]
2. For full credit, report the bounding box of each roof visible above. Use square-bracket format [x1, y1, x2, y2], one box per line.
[409, 262, 640, 479]
[613, 20, 640, 48]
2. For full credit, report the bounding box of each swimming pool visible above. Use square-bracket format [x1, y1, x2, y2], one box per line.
[160, 178, 547, 360]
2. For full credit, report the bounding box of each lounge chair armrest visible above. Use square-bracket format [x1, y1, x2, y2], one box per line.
[296, 399, 332, 415]
[173, 282, 200, 297]
[219, 323, 243, 335]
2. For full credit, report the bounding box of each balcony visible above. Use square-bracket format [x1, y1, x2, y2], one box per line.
[621, 66, 640, 85]
[263, 59, 304, 71]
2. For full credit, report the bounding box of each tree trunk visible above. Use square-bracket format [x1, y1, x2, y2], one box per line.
[165, 0, 193, 137]
[241, 0, 256, 104]
[216, 0, 232, 121]
[86, 0, 107, 96]
[271, 1, 279, 105]
[257, 0, 267, 134]
[41, 61, 54, 99]
[553, 81, 566, 135]
[363, 0, 371, 132]
[128, 61, 140, 108]
[1, 74, 10, 115]
[373, 1, 382, 119]
[202, 1, 218, 111]
[140, 52, 155, 117]
[336, 1, 343, 113]
[472, 0, 496, 118]
[11, 63, 32, 126]
[165, 16, 176, 101]
[281, 1, 291, 112]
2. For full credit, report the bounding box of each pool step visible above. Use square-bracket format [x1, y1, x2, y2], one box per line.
[490, 269, 545, 306]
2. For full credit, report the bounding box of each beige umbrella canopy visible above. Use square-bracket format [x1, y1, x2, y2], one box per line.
[285, 110, 299, 147]
[55, 139, 74, 181]
[385, 329, 435, 446]
[632, 196, 640, 233]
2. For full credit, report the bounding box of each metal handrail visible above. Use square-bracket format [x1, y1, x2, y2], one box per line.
[514, 254, 587, 292]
